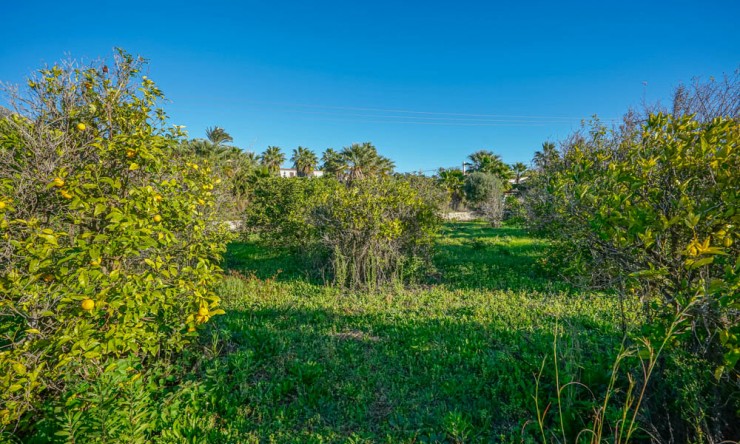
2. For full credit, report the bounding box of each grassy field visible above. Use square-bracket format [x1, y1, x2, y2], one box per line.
[183, 221, 626, 443]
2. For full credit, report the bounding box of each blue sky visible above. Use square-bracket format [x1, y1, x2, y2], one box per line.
[1, 1, 738, 172]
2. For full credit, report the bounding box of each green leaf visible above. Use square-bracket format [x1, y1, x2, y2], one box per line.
[689, 257, 714, 269]
[94, 203, 106, 216]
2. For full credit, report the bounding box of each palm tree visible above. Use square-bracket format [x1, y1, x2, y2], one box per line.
[373, 155, 395, 176]
[340, 142, 394, 180]
[533, 142, 559, 170]
[321, 148, 347, 180]
[510, 162, 528, 184]
[205, 126, 233, 146]
[180, 126, 239, 164]
[260, 146, 285, 175]
[468, 150, 511, 180]
[437, 168, 466, 210]
[341, 143, 371, 180]
[291, 146, 319, 177]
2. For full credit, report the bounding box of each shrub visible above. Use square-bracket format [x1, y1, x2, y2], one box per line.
[524, 113, 740, 440]
[503, 195, 526, 225]
[312, 176, 441, 289]
[464, 172, 505, 227]
[245, 175, 440, 289]
[0, 50, 231, 434]
[243, 176, 340, 250]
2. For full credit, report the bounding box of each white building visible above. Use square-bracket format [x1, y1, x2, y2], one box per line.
[279, 168, 324, 178]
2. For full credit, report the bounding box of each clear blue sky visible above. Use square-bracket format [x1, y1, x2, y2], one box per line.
[1, 1, 738, 172]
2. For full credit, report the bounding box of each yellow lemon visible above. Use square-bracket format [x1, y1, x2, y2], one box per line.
[154, 194, 163, 202]
[198, 306, 209, 317]
[153, 214, 162, 223]
[0, 201, 5, 210]
[81, 299, 95, 311]
[126, 149, 136, 158]
[187, 326, 196, 333]
[77, 123, 86, 131]
[60, 190, 73, 199]
[52, 177, 65, 188]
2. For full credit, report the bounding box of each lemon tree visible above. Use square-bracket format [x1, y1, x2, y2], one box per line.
[0, 50, 232, 429]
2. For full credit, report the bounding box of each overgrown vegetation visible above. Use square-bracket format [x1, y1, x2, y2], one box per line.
[245, 176, 441, 290]
[524, 76, 740, 441]
[0, 51, 231, 440]
[464, 172, 505, 227]
[160, 222, 629, 442]
[1, 49, 737, 443]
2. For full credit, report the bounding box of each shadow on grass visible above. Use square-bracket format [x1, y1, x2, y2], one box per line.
[223, 240, 325, 284]
[433, 222, 573, 293]
[224, 222, 569, 293]
[191, 295, 622, 443]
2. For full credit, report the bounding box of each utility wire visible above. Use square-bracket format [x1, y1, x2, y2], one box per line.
[170, 97, 620, 123]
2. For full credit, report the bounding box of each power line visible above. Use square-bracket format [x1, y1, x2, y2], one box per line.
[170, 96, 621, 123]
[280, 115, 552, 127]
[260, 108, 608, 124]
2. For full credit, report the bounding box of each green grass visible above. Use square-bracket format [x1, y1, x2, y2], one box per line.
[184, 222, 626, 442]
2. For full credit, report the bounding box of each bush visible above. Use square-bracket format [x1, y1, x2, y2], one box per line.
[243, 176, 340, 251]
[0, 50, 231, 435]
[503, 195, 526, 225]
[524, 113, 740, 440]
[313, 176, 440, 290]
[464, 172, 505, 227]
[245, 175, 440, 289]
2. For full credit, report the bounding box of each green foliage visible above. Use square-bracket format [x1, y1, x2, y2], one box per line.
[437, 168, 467, 210]
[291, 146, 319, 177]
[244, 176, 341, 251]
[323, 142, 395, 181]
[312, 176, 441, 289]
[467, 150, 512, 181]
[245, 175, 440, 289]
[525, 113, 740, 439]
[320, 147, 347, 179]
[259, 145, 286, 175]
[464, 172, 505, 227]
[0, 50, 231, 435]
[180, 128, 258, 216]
[503, 195, 526, 225]
[395, 172, 448, 215]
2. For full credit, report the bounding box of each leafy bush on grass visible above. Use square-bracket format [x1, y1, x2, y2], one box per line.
[313, 176, 440, 290]
[245, 175, 440, 289]
[524, 113, 740, 440]
[243, 176, 341, 251]
[503, 195, 526, 225]
[464, 172, 505, 227]
[0, 50, 231, 436]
